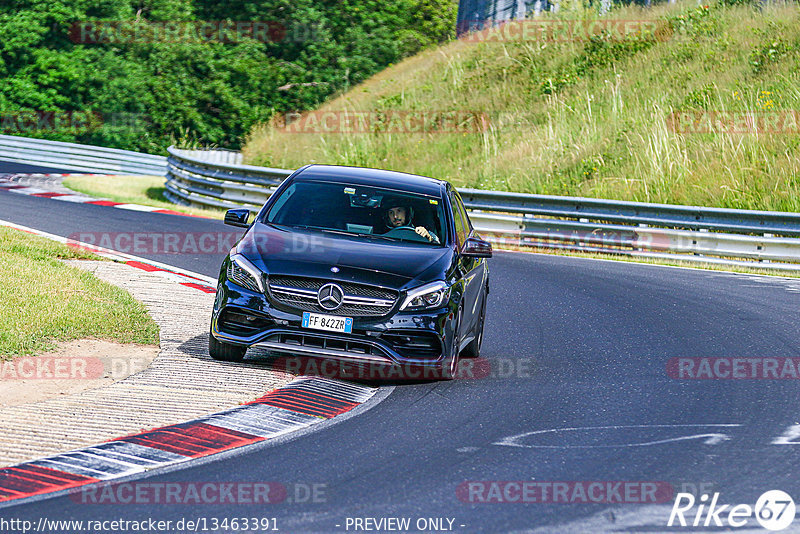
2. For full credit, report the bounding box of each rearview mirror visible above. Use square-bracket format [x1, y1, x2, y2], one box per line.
[224, 209, 251, 228]
[462, 236, 492, 258]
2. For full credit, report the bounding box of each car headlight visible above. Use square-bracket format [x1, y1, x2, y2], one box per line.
[227, 254, 265, 293]
[400, 281, 451, 310]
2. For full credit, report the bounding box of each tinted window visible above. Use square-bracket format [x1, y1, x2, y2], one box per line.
[455, 193, 472, 234]
[265, 181, 446, 246]
[450, 192, 467, 246]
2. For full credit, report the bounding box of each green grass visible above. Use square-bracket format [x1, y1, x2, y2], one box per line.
[243, 0, 800, 212]
[63, 175, 226, 219]
[0, 227, 160, 358]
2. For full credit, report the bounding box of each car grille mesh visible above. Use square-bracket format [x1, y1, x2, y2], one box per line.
[268, 275, 397, 316]
[270, 276, 395, 300]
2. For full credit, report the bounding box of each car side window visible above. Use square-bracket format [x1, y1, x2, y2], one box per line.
[450, 192, 467, 246]
[455, 193, 472, 236]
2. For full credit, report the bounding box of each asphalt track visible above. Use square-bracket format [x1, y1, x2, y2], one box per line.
[2, 180, 800, 532]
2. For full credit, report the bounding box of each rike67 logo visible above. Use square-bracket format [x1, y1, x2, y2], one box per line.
[668, 490, 796, 531]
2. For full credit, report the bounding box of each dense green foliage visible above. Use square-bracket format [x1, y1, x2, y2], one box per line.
[0, 0, 457, 153]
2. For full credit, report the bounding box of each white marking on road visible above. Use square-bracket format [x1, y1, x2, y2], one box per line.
[45, 194, 94, 203]
[113, 203, 160, 212]
[494, 424, 742, 449]
[771, 424, 800, 444]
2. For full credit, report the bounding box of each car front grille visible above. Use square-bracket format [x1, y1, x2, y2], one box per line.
[267, 275, 398, 317]
[259, 332, 388, 358]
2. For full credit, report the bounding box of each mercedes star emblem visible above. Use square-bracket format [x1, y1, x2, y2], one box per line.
[317, 283, 344, 311]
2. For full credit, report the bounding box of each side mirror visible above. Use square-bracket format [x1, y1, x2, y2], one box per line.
[462, 236, 492, 258]
[224, 209, 251, 228]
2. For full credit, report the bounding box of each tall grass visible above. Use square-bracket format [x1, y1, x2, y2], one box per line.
[243, 1, 800, 212]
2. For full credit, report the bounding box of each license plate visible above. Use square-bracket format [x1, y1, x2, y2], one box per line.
[302, 312, 353, 333]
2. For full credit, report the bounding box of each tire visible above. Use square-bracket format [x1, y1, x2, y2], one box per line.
[441, 308, 462, 380]
[463, 292, 487, 359]
[209, 331, 247, 362]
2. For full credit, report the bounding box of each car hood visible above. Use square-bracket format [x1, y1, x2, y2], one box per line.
[235, 223, 453, 290]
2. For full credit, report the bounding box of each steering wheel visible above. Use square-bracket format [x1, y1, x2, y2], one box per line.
[383, 226, 426, 241]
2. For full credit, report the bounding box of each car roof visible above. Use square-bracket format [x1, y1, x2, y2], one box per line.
[292, 164, 447, 197]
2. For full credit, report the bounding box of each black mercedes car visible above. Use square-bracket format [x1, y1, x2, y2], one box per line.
[209, 164, 491, 379]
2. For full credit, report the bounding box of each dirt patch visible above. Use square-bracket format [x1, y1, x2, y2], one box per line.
[0, 339, 159, 408]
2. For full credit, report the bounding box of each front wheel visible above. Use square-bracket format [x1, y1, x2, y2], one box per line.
[441, 308, 462, 380]
[209, 330, 247, 362]
[441, 342, 460, 380]
[463, 293, 487, 359]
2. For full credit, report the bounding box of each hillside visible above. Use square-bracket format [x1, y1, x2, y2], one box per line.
[243, 1, 800, 212]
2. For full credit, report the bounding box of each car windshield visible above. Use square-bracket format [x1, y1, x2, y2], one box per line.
[264, 180, 446, 246]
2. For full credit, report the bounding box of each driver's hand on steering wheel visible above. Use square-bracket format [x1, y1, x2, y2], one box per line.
[415, 226, 433, 242]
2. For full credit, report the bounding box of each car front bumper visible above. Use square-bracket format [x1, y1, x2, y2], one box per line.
[210, 278, 459, 375]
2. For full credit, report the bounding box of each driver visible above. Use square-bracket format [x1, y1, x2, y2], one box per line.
[384, 204, 439, 243]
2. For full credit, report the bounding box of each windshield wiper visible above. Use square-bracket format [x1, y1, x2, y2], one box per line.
[274, 224, 429, 244]
[319, 229, 410, 242]
[317, 228, 364, 237]
[277, 224, 377, 239]
[285, 224, 325, 231]
[274, 224, 339, 233]
[361, 234, 401, 242]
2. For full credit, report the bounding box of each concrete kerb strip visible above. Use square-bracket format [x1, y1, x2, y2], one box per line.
[0, 219, 380, 505]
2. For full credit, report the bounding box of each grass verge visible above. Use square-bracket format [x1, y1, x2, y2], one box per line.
[0, 227, 160, 358]
[62, 175, 226, 219]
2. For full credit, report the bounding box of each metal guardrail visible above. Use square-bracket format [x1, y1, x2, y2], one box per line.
[0, 134, 167, 176]
[173, 148, 243, 166]
[165, 147, 800, 271]
[164, 147, 290, 209]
